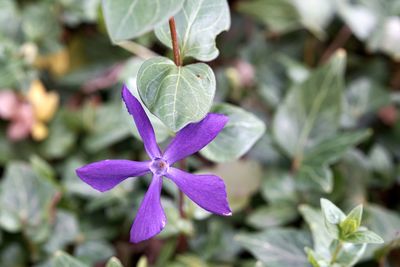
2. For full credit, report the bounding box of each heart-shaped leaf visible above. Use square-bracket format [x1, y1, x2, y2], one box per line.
[137, 56, 215, 131]
[200, 103, 265, 162]
[102, 0, 185, 42]
[155, 0, 230, 61]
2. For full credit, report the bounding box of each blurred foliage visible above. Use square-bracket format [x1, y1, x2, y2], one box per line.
[0, 0, 400, 266]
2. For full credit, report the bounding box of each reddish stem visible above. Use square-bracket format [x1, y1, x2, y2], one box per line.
[168, 18, 182, 66]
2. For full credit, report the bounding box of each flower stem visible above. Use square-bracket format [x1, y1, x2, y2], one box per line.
[168, 17, 182, 66]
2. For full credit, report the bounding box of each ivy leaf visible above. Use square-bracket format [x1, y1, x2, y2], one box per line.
[102, 0, 185, 42]
[52, 251, 87, 267]
[137, 56, 215, 131]
[273, 50, 346, 158]
[200, 103, 266, 163]
[155, 0, 230, 61]
[236, 228, 312, 267]
[0, 163, 58, 233]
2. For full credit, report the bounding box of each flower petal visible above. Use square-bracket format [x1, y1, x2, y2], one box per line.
[130, 175, 166, 243]
[76, 160, 150, 192]
[165, 167, 231, 216]
[122, 85, 161, 159]
[163, 113, 228, 164]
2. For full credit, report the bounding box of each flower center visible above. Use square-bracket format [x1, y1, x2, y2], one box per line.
[150, 158, 169, 176]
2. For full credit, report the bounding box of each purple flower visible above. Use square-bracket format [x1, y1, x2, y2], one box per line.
[76, 85, 231, 243]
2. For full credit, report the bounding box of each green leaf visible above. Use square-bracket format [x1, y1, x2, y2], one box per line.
[332, 240, 366, 267]
[155, 0, 230, 61]
[237, 0, 301, 34]
[40, 112, 76, 159]
[236, 228, 312, 267]
[83, 102, 132, 152]
[0, 162, 58, 233]
[291, 0, 335, 38]
[75, 240, 115, 265]
[261, 170, 297, 204]
[137, 56, 215, 131]
[341, 77, 390, 128]
[102, 0, 185, 42]
[303, 130, 371, 166]
[106, 257, 124, 267]
[299, 205, 333, 259]
[273, 50, 346, 158]
[340, 205, 363, 238]
[44, 211, 80, 253]
[247, 202, 298, 229]
[200, 103, 266, 162]
[52, 251, 88, 267]
[344, 230, 384, 244]
[296, 164, 333, 193]
[320, 198, 346, 225]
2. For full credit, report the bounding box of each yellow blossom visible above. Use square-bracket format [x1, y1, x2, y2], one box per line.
[27, 80, 59, 141]
[28, 80, 59, 123]
[31, 121, 48, 141]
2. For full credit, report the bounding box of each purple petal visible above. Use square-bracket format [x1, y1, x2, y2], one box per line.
[130, 175, 166, 243]
[122, 85, 161, 159]
[163, 113, 228, 164]
[76, 160, 150, 192]
[165, 167, 231, 216]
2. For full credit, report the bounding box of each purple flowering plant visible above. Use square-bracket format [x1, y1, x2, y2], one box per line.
[76, 85, 231, 243]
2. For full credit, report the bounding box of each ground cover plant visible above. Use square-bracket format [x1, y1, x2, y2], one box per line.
[0, 0, 399, 266]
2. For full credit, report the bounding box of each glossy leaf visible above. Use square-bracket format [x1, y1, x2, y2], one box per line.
[137, 56, 215, 131]
[102, 0, 185, 42]
[155, 0, 230, 61]
[200, 103, 266, 162]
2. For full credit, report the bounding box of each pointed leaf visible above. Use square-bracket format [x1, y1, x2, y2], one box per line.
[155, 0, 230, 61]
[102, 0, 185, 42]
[137, 57, 215, 131]
[320, 199, 346, 225]
[273, 50, 346, 158]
